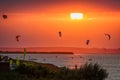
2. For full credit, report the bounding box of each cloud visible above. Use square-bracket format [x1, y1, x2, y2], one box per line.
[0, 0, 119, 13]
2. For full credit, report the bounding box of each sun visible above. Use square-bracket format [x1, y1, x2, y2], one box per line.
[70, 13, 83, 20]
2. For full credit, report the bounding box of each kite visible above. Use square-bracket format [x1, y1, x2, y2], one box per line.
[58, 31, 62, 37]
[86, 40, 90, 45]
[105, 34, 111, 40]
[2, 14, 7, 19]
[16, 35, 21, 42]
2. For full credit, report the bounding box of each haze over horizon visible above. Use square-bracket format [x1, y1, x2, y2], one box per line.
[0, 0, 120, 48]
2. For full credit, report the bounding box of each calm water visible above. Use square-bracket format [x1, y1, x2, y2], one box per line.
[1, 53, 120, 80]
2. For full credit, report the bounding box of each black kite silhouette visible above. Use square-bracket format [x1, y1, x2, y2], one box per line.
[2, 14, 7, 19]
[105, 34, 111, 40]
[86, 40, 90, 45]
[16, 35, 21, 42]
[58, 31, 62, 37]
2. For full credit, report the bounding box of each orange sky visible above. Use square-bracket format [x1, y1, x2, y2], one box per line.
[0, 0, 120, 48]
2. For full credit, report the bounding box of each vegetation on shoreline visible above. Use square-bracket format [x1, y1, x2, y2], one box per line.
[0, 60, 108, 80]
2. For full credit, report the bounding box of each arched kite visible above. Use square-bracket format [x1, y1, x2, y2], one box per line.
[2, 14, 7, 19]
[105, 34, 111, 40]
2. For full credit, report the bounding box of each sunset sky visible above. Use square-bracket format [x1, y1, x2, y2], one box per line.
[0, 0, 120, 48]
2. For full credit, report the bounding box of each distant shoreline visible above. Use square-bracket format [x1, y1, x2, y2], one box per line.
[0, 47, 120, 54]
[0, 51, 120, 55]
[0, 51, 74, 54]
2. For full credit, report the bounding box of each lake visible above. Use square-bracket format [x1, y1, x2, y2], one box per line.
[1, 53, 120, 80]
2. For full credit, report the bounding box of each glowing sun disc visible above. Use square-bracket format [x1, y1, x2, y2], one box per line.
[70, 13, 83, 20]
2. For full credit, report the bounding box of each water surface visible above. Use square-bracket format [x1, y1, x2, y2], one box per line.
[1, 53, 120, 80]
